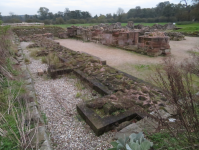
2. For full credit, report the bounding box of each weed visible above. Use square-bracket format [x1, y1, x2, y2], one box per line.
[41, 112, 47, 124]
[80, 94, 90, 102]
[115, 74, 123, 79]
[29, 49, 38, 58]
[47, 53, 62, 68]
[75, 79, 85, 90]
[5, 58, 18, 76]
[41, 57, 47, 64]
[68, 73, 76, 79]
[24, 57, 30, 64]
[75, 92, 82, 98]
[111, 109, 126, 116]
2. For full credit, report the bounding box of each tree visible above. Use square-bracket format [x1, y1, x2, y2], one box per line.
[37, 7, 49, 20]
[55, 17, 64, 24]
[64, 8, 70, 20]
[117, 7, 124, 16]
[9, 12, 15, 16]
[47, 12, 54, 19]
[117, 8, 125, 22]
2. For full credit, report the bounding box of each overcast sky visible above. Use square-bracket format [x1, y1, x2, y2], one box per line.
[0, 0, 183, 16]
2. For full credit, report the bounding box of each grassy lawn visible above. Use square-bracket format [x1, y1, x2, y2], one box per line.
[52, 22, 199, 33]
[175, 23, 199, 32]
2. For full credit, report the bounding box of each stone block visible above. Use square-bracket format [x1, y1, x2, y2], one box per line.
[38, 69, 44, 76]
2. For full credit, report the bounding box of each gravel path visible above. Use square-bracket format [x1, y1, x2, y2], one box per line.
[21, 42, 114, 150]
[56, 37, 199, 66]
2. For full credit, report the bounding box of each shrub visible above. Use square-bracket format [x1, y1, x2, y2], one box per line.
[151, 57, 199, 148]
[176, 21, 194, 25]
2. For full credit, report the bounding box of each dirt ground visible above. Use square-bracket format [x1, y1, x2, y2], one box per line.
[55, 37, 199, 81]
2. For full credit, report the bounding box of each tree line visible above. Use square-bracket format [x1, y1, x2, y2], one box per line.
[0, 0, 199, 24]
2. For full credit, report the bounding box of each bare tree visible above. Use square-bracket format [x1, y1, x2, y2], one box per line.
[117, 7, 124, 16]
[9, 12, 15, 16]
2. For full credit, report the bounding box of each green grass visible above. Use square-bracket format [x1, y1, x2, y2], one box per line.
[175, 23, 199, 32]
[41, 57, 47, 64]
[147, 132, 180, 150]
[41, 112, 47, 124]
[0, 79, 25, 150]
[75, 92, 82, 98]
[52, 22, 199, 33]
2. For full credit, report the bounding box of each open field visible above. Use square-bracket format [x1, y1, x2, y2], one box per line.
[175, 23, 199, 32]
[52, 22, 199, 32]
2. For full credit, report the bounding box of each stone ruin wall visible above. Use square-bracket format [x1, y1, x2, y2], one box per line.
[12, 22, 185, 57]
[14, 31, 173, 136]
[12, 26, 67, 38]
[67, 23, 171, 57]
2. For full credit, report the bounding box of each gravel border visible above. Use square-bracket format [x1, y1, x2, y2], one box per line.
[21, 42, 115, 150]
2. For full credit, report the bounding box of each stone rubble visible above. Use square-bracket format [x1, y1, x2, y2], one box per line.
[23, 43, 115, 149]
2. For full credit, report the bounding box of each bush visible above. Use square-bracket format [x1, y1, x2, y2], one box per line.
[67, 19, 79, 24]
[146, 18, 155, 23]
[44, 19, 51, 25]
[151, 57, 199, 149]
[55, 17, 65, 24]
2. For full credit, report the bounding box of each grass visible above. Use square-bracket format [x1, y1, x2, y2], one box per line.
[116, 63, 161, 84]
[174, 22, 199, 32]
[52, 22, 199, 33]
[75, 79, 85, 90]
[47, 53, 61, 67]
[0, 78, 25, 150]
[24, 57, 30, 64]
[5, 58, 19, 76]
[75, 92, 82, 98]
[41, 57, 47, 64]
[41, 112, 47, 124]
[29, 49, 39, 59]
[147, 132, 182, 150]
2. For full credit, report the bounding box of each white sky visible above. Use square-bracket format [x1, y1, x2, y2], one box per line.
[0, 0, 182, 16]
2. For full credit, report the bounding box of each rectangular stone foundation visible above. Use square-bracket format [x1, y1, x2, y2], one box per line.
[77, 103, 144, 136]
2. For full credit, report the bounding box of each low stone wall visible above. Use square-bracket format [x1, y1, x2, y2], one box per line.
[15, 34, 175, 136]
[12, 26, 66, 37]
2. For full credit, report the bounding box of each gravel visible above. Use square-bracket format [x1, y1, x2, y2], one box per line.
[21, 42, 115, 150]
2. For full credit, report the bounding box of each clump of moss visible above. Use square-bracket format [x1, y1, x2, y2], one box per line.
[115, 74, 123, 79]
